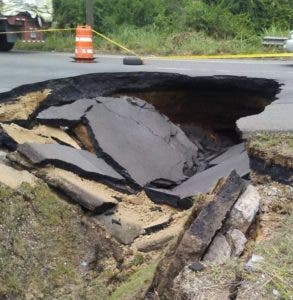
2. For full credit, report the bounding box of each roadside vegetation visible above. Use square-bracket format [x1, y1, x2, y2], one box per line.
[15, 0, 293, 55]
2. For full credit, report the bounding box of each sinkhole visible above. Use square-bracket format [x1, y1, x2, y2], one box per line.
[0, 72, 281, 208]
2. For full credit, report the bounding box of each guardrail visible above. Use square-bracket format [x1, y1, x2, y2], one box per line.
[262, 36, 287, 46]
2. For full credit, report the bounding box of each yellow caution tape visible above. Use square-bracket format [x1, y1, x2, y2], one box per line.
[0, 27, 292, 60]
[144, 52, 293, 60]
[91, 29, 138, 57]
[0, 28, 75, 35]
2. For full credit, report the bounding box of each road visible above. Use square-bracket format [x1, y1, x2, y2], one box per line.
[0, 51, 292, 134]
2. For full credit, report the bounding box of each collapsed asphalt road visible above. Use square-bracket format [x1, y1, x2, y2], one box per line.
[0, 68, 292, 298]
[0, 71, 280, 211]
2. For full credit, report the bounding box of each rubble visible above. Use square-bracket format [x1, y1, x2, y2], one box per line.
[0, 72, 286, 299]
[203, 233, 232, 264]
[173, 171, 245, 268]
[143, 215, 172, 234]
[37, 96, 198, 189]
[36, 167, 118, 213]
[145, 152, 250, 208]
[227, 229, 247, 256]
[209, 142, 245, 165]
[226, 184, 261, 233]
[17, 143, 127, 190]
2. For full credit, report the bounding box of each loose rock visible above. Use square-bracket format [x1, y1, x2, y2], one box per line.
[226, 184, 260, 233]
[227, 229, 247, 257]
[160, 171, 245, 285]
[203, 233, 231, 264]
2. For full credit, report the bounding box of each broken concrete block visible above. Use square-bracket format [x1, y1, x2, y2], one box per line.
[17, 143, 126, 190]
[95, 212, 144, 245]
[173, 171, 245, 271]
[0, 123, 80, 150]
[37, 167, 118, 213]
[145, 152, 250, 208]
[227, 229, 247, 257]
[226, 184, 260, 233]
[84, 97, 198, 188]
[37, 98, 96, 126]
[203, 233, 231, 264]
[209, 143, 245, 165]
[0, 164, 37, 189]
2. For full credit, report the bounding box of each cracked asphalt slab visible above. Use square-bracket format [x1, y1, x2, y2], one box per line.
[0, 50, 292, 133]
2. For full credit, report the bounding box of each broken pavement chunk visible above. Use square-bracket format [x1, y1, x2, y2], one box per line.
[37, 167, 118, 213]
[153, 171, 246, 294]
[209, 143, 245, 165]
[145, 152, 250, 208]
[37, 98, 96, 126]
[17, 143, 126, 190]
[84, 96, 198, 188]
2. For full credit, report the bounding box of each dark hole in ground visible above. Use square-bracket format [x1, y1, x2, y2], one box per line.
[0, 72, 281, 193]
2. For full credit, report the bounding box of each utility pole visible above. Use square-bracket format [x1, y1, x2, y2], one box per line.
[85, 0, 94, 28]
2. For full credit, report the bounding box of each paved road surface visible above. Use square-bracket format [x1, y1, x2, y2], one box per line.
[0, 51, 292, 134]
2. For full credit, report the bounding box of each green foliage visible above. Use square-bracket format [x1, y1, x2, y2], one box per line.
[52, 0, 293, 38]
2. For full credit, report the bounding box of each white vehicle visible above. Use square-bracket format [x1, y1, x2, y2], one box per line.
[0, 0, 53, 51]
[284, 31, 293, 52]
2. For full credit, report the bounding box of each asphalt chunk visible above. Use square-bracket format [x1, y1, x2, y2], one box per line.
[17, 143, 127, 190]
[145, 152, 250, 208]
[84, 96, 198, 188]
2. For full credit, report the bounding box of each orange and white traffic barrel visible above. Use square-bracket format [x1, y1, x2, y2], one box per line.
[74, 25, 95, 62]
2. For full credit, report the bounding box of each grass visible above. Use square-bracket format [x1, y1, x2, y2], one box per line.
[242, 213, 293, 299]
[14, 26, 291, 56]
[109, 260, 158, 300]
[0, 183, 109, 299]
[248, 132, 293, 158]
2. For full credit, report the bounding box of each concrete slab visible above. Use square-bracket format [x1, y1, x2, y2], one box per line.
[145, 152, 250, 208]
[17, 143, 126, 190]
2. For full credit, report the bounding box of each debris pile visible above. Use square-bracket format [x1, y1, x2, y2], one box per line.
[0, 91, 253, 247]
[0, 72, 285, 298]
